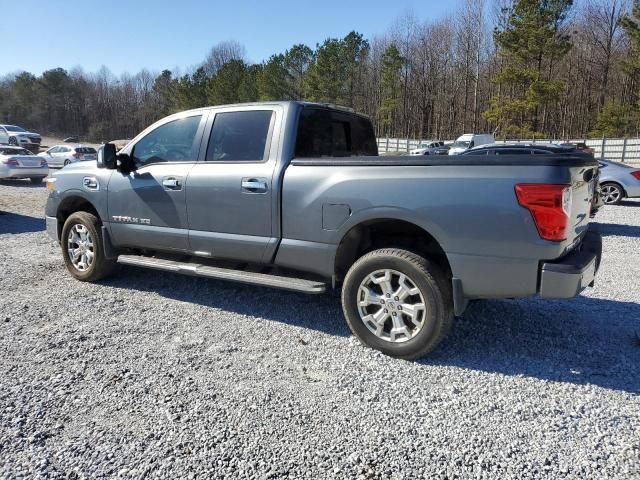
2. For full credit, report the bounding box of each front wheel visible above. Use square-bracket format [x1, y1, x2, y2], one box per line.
[61, 212, 118, 282]
[600, 183, 624, 205]
[341, 248, 453, 360]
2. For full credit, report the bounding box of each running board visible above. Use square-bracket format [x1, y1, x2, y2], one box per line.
[116, 255, 327, 294]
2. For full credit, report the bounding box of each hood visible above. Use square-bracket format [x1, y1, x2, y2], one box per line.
[9, 130, 40, 138]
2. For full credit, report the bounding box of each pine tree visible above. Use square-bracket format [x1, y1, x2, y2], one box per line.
[483, 0, 572, 138]
[377, 45, 405, 137]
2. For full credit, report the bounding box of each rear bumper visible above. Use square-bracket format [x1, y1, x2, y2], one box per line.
[2, 167, 48, 178]
[538, 230, 602, 298]
[46, 215, 59, 243]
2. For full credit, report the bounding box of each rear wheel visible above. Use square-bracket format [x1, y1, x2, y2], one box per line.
[61, 212, 117, 282]
[600, 182, 624, 205]
[341, 248, 453, 360]
[63, 159, 71, 166]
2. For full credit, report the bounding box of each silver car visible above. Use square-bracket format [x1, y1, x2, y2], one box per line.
[38, 145, 98, 168]
[598, 159, 640, 205]
[0, 146, 49, 183]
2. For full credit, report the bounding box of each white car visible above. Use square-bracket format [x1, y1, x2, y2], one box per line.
[0, 145, 49, 183]
[0, 125, 42, 152]
[448, 133, 495, 155]
[409, 141, 445, 156]
[38, 144, 98, 168]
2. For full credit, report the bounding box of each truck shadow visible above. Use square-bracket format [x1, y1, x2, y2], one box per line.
[426, 296, 640, 394]
[0, 178, 46, 188]
[592, 222, 640, 239]
[0, 212, 45, 234]
[106, 267, 640, 394]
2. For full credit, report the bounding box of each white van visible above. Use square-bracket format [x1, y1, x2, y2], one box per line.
[448, 133, 495, 155]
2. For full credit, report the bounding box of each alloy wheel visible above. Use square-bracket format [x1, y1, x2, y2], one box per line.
[357, 269, 427, 343]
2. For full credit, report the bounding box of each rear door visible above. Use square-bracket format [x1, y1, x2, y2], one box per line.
[186, 106, 280, 263]
[107, 113, 206, 252]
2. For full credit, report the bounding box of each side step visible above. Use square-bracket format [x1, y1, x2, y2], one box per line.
[116, 255, 327, 294]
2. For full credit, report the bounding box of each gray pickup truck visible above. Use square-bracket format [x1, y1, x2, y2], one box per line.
[45, 101, 602, 359]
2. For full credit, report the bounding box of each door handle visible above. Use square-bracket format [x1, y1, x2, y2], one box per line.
[241, 178, 268, 193]
[162, 177, 182, 190]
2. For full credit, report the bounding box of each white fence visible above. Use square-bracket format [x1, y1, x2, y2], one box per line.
[376, 137, 640, 165]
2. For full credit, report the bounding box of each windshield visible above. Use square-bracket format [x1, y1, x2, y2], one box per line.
[0, 147, 32, 155]
[453, 140, 471, 148]
[4, 125, 27, 132]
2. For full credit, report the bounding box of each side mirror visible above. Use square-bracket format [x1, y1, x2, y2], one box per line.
[97, 143, 117, 169]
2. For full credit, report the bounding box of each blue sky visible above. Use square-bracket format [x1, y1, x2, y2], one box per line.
[2, 0, 462, 77]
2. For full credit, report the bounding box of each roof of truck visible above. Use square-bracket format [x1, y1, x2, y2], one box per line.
[180, 101, 367, 117]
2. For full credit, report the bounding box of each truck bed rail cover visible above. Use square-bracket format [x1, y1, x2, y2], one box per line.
[291, 155, 598, 168]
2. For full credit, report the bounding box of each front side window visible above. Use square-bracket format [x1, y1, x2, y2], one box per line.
[206, 110, 274, 162]
[133, 115, 202, 166]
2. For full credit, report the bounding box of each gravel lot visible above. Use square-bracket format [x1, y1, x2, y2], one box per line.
[0, 179, 638, 479]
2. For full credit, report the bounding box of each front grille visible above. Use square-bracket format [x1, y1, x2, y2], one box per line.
[28, 136, 41, 144]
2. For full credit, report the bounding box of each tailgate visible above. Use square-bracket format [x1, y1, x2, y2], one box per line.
[566, 164, 598, 245]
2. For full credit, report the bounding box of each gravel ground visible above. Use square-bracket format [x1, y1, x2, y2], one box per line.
[0, 179, 638, 479]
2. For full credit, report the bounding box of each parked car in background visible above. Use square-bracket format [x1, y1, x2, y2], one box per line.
[597, 159, 640, 205]
[561, 142, 595, 155]
[0, 145, 48, 183]
[39, 145, 98, 168]
[64, 136, 80, 143]
[409, 141, 445, 156]
[0, 125, 41, 153]
[448, 133, 494, 155]
[461, 143, 579, 155]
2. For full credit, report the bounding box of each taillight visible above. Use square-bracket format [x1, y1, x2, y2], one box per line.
[1, 158, 19, 166]
[631, 171, 640, 180]
[515, 184, 571, 241]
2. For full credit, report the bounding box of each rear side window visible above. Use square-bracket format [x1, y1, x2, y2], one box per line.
[76, 147, 97, 154]
[294, 108, 378, 158]
[206, 110, 274, 162]
[133, 115, 202, 166]
[495, 149, 531, 155]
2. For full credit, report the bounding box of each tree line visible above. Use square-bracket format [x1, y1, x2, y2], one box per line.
[1, 0, 639, 142]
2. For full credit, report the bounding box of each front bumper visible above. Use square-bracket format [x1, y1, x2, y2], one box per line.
[539, 231, 602, 298]
[46, 215, 59, 243]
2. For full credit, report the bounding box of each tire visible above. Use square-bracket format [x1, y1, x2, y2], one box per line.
[29, 177, 44, 184]
[63, 159, 70, 166]
[600, 182, 625, 205]
[341, 248, 453, 360]
[61, 211, 118, 282]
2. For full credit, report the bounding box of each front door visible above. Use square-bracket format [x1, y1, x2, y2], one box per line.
[107, 113, 205, 253]
[186, 107, 279, 263]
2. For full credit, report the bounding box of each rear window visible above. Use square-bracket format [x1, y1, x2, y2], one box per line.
[294, 108, 378, 158]
[75, 147, 97, 154]
[0, 147, 31, 155]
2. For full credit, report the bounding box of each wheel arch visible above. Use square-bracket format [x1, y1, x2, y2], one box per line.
[55, 194, 101, 240]
[333, 217, 452, 284]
